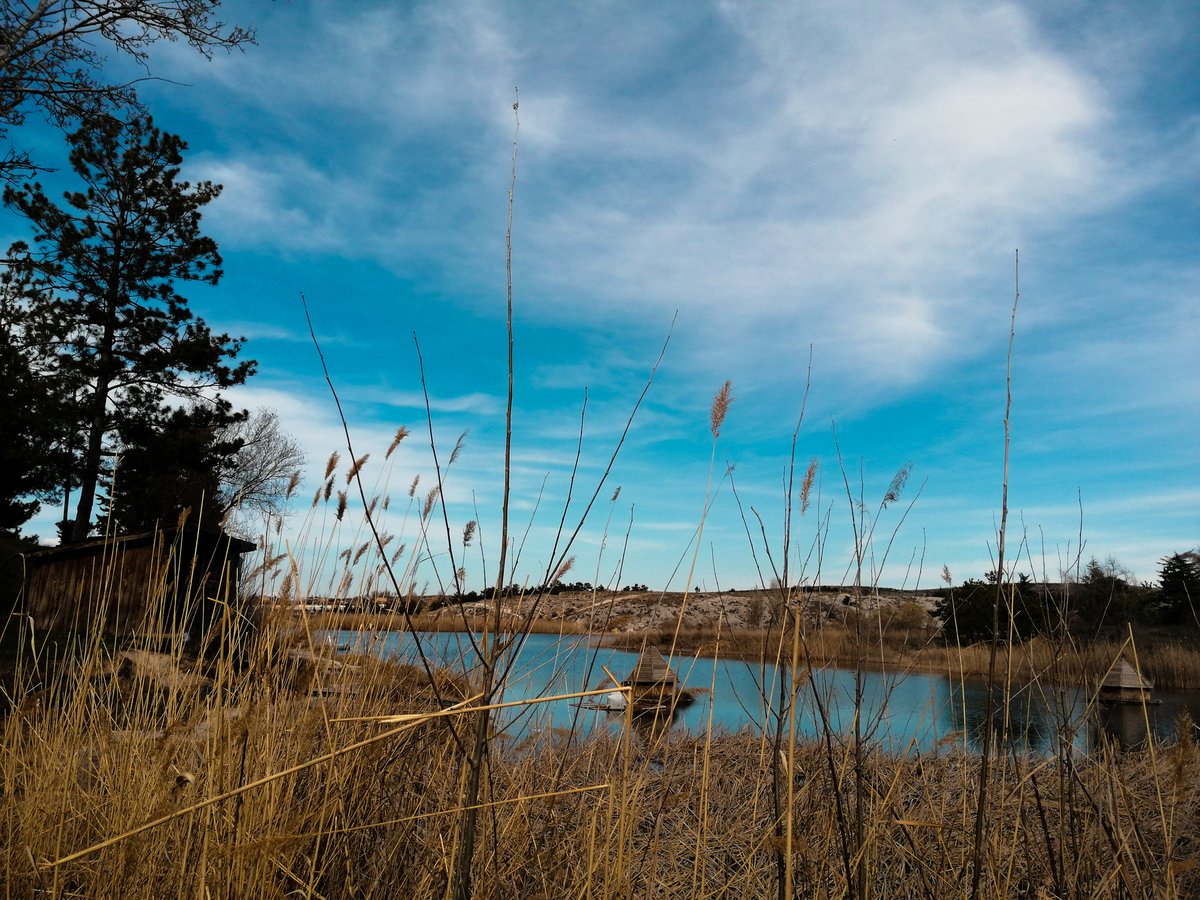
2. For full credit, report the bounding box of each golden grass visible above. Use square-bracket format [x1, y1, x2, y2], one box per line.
[5, 592, 1200, 898]
[4, 623, 1199, 897]
[5, 490, 1198, 898]
[303, 610, 586, 636]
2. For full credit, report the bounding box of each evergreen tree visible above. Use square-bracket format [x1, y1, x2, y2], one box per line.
[0, 268, 81, 535]
[4, 115, 253, 541]
[98, 401, 244, 535]
[934, 571, 1054, 644]
[1158, 552, 1200, 626]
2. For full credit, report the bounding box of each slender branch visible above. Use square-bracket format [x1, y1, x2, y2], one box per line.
[970, 249, 1020, 898]
[300, 292, 462, 751]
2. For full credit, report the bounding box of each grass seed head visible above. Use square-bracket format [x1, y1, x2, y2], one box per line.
[883, 461, 913, 507]
[801, 457, 818, 515]
[450, 430, 467, 466]
[347, 453, 370, 483]
[710, 380, 733, 438]
[386, 426, 410, 459]
[422, 486, 440, 520]
[324, 451, 340, 479]
[552, 555, 576, 584]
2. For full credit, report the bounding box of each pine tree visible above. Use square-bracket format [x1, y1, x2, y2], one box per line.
[98, 402, 244, 535]
[4, 115, 253, 541]
[1158, 552, 1200, 626]
[0, 267, 82, 535]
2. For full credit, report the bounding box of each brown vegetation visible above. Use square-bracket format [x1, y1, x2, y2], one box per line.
[3, 603, 1199, 898]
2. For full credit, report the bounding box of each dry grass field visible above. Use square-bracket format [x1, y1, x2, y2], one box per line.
[4, 595, 1200, 899]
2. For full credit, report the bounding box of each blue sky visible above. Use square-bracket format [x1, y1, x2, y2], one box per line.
[7, 0, 1198, 593]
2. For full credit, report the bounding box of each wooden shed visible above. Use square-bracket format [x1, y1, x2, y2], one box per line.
[1099, 658, 1155, 704]
[622, 646, 680, 709]
[22, 526, 255, 644]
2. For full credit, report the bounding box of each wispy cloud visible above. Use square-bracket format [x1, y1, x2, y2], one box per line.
[50, 0, 1191, 589]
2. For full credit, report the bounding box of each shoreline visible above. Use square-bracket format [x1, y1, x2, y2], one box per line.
[303, 610, 1200, 692]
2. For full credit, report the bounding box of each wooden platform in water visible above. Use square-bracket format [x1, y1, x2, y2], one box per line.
[1099, 659, 1156, 704]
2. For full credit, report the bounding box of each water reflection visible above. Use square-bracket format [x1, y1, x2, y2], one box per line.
[940, 680, 1082, 754]
[331, 630, 1200, 754]
[1092, 694, 1198, 750]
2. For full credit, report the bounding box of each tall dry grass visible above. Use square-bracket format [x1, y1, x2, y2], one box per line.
[4, 591, 1200, 898]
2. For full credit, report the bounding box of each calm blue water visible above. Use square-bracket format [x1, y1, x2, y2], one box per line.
[327, 630, 1200, 754]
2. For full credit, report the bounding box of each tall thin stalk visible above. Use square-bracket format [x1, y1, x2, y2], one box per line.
[970, 249, 1020, 898]
[451, 89, 520, 900]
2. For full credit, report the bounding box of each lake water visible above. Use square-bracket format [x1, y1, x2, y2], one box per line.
[327, 630, 1200, 754]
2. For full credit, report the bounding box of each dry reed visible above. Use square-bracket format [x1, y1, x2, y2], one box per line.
[5, 603, 1198, 898]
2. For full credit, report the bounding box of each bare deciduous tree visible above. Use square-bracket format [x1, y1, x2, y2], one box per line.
[1, 1, 253, 180]
[218, 408, 304, 524]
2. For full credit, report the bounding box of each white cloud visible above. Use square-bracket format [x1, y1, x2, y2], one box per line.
[63, 0, 1192, 589]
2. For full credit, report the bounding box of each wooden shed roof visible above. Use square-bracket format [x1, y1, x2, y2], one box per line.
[25, 527, 255, 563]
[624, 647, 679, 687]
[1101, 659, 1153, 692]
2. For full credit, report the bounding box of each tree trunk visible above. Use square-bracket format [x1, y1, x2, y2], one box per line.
[69, 297, 117, 543]
[69, 371, 109, 542]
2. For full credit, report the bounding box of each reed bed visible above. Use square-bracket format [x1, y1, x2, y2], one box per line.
[648, 621, 1200, 692]
[3, 601, 1199, 898]
[303, 610, 586, 636]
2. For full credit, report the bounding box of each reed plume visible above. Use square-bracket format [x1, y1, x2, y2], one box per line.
[422, 486, 440, 520]
[882, 461, 912, 507]
[347, 453, 370, 483]
[449, 430, 467, 466]
[800, 457, 817, 515]
[711, 380, 733, 438]
[552, 555, 575, 584]
[386, 426, 410, 459]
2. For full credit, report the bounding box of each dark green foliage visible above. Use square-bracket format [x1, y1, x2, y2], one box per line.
[1070, 556, 1155, 632]
[934, 571, 1056, 644]
[0, 270, 82, 535]
[0, 327, 51, 531]
[97, 402, 245, 535]
[1158, 552, 1200, 626]
[3, 115, 253, 541]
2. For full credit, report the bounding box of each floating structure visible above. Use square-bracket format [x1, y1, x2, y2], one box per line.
[622, 646, 682, 712]
[1099, 658, 1156, 704]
